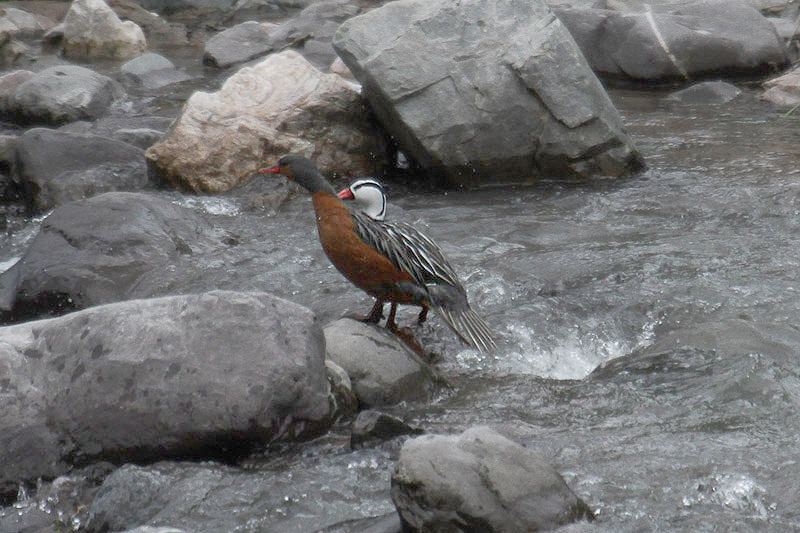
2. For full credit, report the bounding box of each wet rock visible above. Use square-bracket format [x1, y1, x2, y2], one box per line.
[12, 127, 149, 211]
[106, 0, 190, 48]
[112, 127, 165, 149]
[556, 0, 786, 82]
[350, 410, 422, 449]
[47, 0, 147, 60]
[1, 65, 122, 126]
[333, 0, 643, 186]
[146, 49, 383, 193]
[0, 290, 331, 488]
[668, 80, 743, 105]
[326, 359, 358, 418]
[202, 20, 275, 68]
[761, 66, 800, 105]
[0, 192, 222, 319]
[120, 52, 190, 89]
[391, 426, 595, 532]
[323, 318, 440, 408]
[0, 7, 56, 38]
[318, 512, 402, 533]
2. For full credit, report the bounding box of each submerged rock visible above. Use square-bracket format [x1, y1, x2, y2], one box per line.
[350, 410, 423, 449]
[13, 127, 149, 211]
[0, 290, 331, 489]
[323, 318, 441, 408]
[146, 50, 383, 193]
[391, 426, 594, 532]
[333, 0, 644, 186]
[668, 81, 743, 105]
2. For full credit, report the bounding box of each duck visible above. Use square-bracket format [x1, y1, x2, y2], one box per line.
[260, 154, 496, 352]
[337, 178, 386, 221]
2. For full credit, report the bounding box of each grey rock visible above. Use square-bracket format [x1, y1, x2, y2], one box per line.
[668, 80, 743, 105]
[0, 192, 222, 317]
[350, 410, 422, 449]
[112, 127, 165, 149]
[203, 20, 274, 68]
[2, 65, 123, 126]
[326, 359, 358, 418]
[13, 127, 149, 211]
[317, 512, 402, 533]
[557, 0, 786, 82]
[0, 290, 331, 487]
[333, 0, 644, 186]
[0, 7, 56, 39]
[391, 426, 594, 532]
[323, 318, 440, 408]
[120, 53, 190, 89]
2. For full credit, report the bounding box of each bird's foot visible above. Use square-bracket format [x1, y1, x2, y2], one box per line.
[417, 307, 428, 325]
[345, 312, 383, 324]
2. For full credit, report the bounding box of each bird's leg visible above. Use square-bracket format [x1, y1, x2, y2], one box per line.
[417, 304, 428, 325]
[386, 302, 399, 332]
[363, 298, 385, 323]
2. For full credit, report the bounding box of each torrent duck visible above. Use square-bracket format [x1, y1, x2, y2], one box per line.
[260, 154, 496, 352]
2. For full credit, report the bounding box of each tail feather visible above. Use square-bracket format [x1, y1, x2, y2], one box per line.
[433, 303, 497, 353]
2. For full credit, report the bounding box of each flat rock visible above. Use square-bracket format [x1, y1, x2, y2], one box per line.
[120, 52, 190, 89]
[323, 318, 441, 408]
[146, 50, 383, 193]
[761, 66, 800, 105]
[668, 80, 743, 105]
[49, 0, 147, 60]
[13, 127, 149, 211]
[0, 290, 331, 488]
[391, 426, 595, 532]
[333, 0, 644, 186]
[202, 20, 274, 68]
[1, 65, 122, 125]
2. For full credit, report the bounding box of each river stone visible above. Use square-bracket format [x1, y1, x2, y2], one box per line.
[2, 65, 122, 125]
[48, 0, 147, 60]
[13, 127, 149, 211]
[0, 192, 223, 320]
[0, 7, 56, 38]
[120, 52, 190, 89]
[668, 81, 743, 105]
[391, 426, 595, 532]
[556, 0, 785, 82]
[350, 410, 423, 449]
[323, 318, 440, 408]
[202, 20, 274, 68]
[761, 66, 800, 105]
[0, 290, 331, 489]
[145, 49, 382, 193]
[333, 0, 644, 186]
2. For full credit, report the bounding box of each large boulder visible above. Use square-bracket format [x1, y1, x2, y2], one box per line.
[0, 192, 223, 321]
[333, 0, 644, 186]
[47, 0, 147, 60]
[556, 0, 786, 82]
[391, 426, 594, 532]
[323, 318, 441, 408]
[146, 50, 383, 193]
[1, 65, 122, 125]
[13, 127, 149, 211]
[0, 290, 332, 490]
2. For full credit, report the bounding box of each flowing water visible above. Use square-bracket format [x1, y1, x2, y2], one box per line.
[3, 85, 800, 531]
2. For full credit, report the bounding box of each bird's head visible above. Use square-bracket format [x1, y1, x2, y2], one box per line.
[259, 154, 335, 195]
[337, 179, 387, 221]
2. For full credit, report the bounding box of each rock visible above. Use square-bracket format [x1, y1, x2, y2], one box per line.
[203, 20, 275, 68]
[0, 36, 34, 70]
[326, 359, 358, 418]
[0, 192, 223, 320]
[556, 0, 786, 82]
[0, 69, 32, 115]
[0, 290, 331, 488]
[329, 56, 355, 80]
[319, 512, 403, 533]
[333, 0, 644, 186]
[0, 7, 56, 38]
[761, 66, 800, 105]
[350, 410, 422, 449]
[145, 50, 383, 193]
[106, 0, 190, 48]
[120, 52, 190, 89]
[323, 318, 440, 408]
[48, 0, 147, 60]
[391, 426, 594, 532]
[2, 65, 122, 126]
[668, 80, 743, 105]
[12, 127, 149, 211]
[112, 127, 165, 149]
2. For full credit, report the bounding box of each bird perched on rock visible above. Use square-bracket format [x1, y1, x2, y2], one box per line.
[260, 154, 496, 352]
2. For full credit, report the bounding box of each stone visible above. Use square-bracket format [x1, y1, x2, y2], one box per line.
[120, 52, 190, 89]
[0, 7, 56, 38]
[145, 50, 383, 193]
[333, 0, 644, 186]
[556, 0, 786, 82]
[761, 66, 800, 105]
[2, 65, 122, 125]
[350, 410, 423, 449]
[323, 318, 440, 408]
[0, 192, 223, 320]
[326, 359, 358, 418]
[391, 426, 595, 532]
[13, 127, 149, 211]
[668, 80, 743, 105]
[0, 290, 331, 487]
[49, 0, 147, 60]
[112, 127, 165, 149]
[202, 20, 274, 68]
